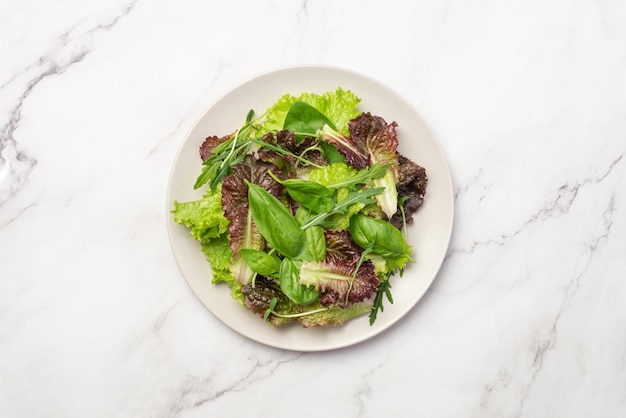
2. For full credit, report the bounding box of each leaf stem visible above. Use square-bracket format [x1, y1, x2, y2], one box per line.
[269, 307, 329, 319]
[344, 247, 372, 305]
[252, 138, 324, 169]
[398, 195, 409, 239]
[299, 187, 384, 230]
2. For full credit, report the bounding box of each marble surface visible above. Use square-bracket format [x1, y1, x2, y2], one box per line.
[1, 0, 625, 417]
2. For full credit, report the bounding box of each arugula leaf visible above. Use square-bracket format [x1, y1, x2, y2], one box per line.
[308, 163, 386, 189]
[253, 138, 323, 169]
[264, 297, 278, 322]
[398, 195, 410, 238]
[369, 277, 393, 325]
[327, 163, 389, 189]
[299, 187, 384, 230]
[194, 115, 255, 190]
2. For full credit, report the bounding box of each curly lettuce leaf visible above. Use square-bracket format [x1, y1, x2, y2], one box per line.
[324, 230, 361, 264]
[299, 259, 379, 307]
[267, 298, 373, 328]
[318, 124, 370, 169]
[308, 162, 356, 186]
[221, 156, 283, 283]
[258, 87, 361, 137]
[200, 234, 233, 283]
[172, 185, 230, 244]
[307, 163, 375, 230]
[200, 235, 244, 305]
[348, 113, 400, 219]
[297, 303, 372, 327]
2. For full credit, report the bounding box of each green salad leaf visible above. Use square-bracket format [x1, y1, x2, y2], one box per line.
[257, 87, 361, 137]
[246, 182, 307, 259]
[279, 258, 320, 305]
[283, 101, 337, 137]
[240, 249, 281, 277]
[172, 186, 230, 243]
[348, 213, 412, 271]
[272, 176, 335, 214]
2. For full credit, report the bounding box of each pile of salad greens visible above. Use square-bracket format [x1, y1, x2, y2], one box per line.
[172, 88, 427, 327]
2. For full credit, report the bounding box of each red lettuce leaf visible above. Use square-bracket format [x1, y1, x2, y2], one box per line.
[348, 113, 398, 169]
[298, 230, 379, 307]
[199, 134, 231, 161]
[318, 125, 370, 169]
[258, 130, 326, 170]
[299, 259, 379, 307]
[221, 156, 283, 283]
[324, 230, 361, 265]
[390, 153, 428, 229]
[348, 113, 400, 218]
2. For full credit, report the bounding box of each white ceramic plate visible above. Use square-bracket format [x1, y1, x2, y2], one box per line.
[166, 65, 454, 351]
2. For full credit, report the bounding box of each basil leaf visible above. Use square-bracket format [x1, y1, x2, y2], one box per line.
[319, 141, 346, 164]
[247, 182, 307, 259]
[279, 258, 320, 305]
[294, 205, 311, 226]
[283, 101, 337, 135]
[240, 249, 281, 276]
[348, 213, 411, 259]
[305, 226, 326, 261]
[281, 179, 335, 213]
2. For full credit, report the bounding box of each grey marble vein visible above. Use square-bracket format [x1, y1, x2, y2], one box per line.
[447, 153, 624, 260]
[514, 194, 616, 418]
[161, 352, 302, 417]
[0, 0, 139, 207]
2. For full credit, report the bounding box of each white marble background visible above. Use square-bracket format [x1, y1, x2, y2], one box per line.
[1, 0, 625, 417]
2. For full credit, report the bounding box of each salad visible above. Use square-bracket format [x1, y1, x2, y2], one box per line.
[172, 88, 427, 327]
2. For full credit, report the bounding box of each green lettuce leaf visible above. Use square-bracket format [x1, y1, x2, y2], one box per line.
[308, 162, 356, 186]
[307, 163, 372, 230]
[299, 259, 379, 307]
[221, 156, 285, 284]
[258, 87, 361, 137]
[269, 300, 372, 327]
[172, 185, 230, 243]
[298, 303, 372, 327]
[201, 235, 244, 305]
